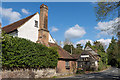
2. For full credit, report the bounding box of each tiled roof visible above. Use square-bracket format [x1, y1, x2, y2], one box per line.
[48, 43, 74, 59]
[81, 51, 99, 61]
[2, 13, 37, 33]
[85, 46, 99, 56]
[72, 54, 81, 59]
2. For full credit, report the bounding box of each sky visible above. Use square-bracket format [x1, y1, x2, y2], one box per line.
[1, 2, 119, 48]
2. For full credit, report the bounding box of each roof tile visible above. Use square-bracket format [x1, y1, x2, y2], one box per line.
[49, 43, 74, 59]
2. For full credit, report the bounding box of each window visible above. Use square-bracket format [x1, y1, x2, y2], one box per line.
[35, 20, 38, 28]
[77, 62, 81, 68]
[65, 61, 70, 69]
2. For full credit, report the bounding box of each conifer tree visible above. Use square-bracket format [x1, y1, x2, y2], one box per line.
[107, 37, 118, 67]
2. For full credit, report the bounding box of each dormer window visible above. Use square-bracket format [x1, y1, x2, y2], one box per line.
[35, 20, 38, 28]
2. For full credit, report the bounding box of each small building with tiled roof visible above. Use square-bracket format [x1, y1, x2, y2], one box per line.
[2, 4, 77, 73]
[49, 43, 77, 73]
[84, 46, 100, 62]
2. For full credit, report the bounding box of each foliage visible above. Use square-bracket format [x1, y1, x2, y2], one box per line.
[75, 44, 83, 54]
[98, 51, 108, 65]
[63, 44, 75, 54]
[98, 60, 107, 71]
[95, 2, 119, 21]
[117, 40, 120, 67]
[63, 44, 83, 54]
[76, 68, 85, 74]
[84, 41, 92, 49]
[76, 44, 83, 49]
[94, 2, 120, 39]
[92, 41, 108, 65]
[107, 37, 120, 67]
[0, 30, 2, 68]
[2, 34, 59, 70]
[63, 44, 72, 54]
[93, 41, 105, 52]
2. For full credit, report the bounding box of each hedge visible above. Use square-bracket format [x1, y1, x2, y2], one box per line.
[2, 34, 59, 70]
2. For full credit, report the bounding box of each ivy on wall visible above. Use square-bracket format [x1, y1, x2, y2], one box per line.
[2, 34, 59, 70]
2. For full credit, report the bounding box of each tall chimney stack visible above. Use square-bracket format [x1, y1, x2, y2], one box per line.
[37, 4, 49, 46]
[39, 4, 48, 29]
[0, 22, 1, 28]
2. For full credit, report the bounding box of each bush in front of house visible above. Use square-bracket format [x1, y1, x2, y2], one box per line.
[2, 34, 59, 70]
[76, 68, 85, 74]
[98, 60, 107, 71]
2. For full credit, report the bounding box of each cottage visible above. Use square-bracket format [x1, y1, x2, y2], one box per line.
[72, 46, 100, 71]
[2, 4, 76, 73]
[85, 46, 100, 64]
[49, 43, 76, 73]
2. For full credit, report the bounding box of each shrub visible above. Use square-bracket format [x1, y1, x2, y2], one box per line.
[2, 34, 59, 70]
[76, 68, 85, 74]
[98, 61, 107, 71]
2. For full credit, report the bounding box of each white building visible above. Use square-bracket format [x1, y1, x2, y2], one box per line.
[2, 5, 55, 45]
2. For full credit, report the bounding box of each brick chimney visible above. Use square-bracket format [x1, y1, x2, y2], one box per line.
[0, 22, 1, 28]
[37, 4, 49, 46]
[0, 23, 1, 28]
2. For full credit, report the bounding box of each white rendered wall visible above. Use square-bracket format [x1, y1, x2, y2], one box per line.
[17, 13, 39, 42]
[95, 61, 98, 67]
[49, 33, 55, 43]
[81, 55, 89, 58]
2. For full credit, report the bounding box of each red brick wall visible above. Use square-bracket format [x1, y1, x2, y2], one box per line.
[0, 23, 1, 28]
[56, 60, 66, 73]
[70, 61, 77, 72]
[57, 60, 77, 73]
